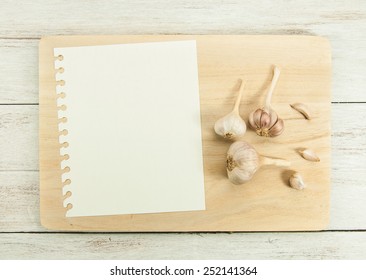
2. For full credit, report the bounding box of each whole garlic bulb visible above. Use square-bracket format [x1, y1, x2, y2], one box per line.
[214, 79, 246, 140]
[248, 66, 284, 137]
[226, 141, 290, 185]
[249, 108, 284, 137]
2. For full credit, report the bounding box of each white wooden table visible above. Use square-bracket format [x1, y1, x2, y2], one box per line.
[1, 0, 366, 259]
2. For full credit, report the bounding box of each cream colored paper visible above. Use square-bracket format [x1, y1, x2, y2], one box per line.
[54, 41, 205, 217]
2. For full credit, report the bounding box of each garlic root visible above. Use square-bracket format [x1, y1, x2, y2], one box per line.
[226, 141, 290, 185]
[214, 79, 247, 140]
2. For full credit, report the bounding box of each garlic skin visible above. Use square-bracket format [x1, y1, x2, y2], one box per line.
[248, 66, 284, 137]
[290, 103, 311, 120]
[226, 141, 290, 185]
[214, 79, 246, 140]
[289, 172, 306, 190]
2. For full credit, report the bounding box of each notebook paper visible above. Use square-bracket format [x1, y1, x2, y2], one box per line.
[54, 40, 205, 217]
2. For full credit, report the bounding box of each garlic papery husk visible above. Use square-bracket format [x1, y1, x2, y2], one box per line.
[214, 79, 247, 140]
[290, 103, 311, 120]
[226, 141, 290, 185]
[289, 172, 306, 190]
[248, 66, 284, 137]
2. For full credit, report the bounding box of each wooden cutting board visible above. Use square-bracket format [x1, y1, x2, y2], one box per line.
[39, 35, 331, 231]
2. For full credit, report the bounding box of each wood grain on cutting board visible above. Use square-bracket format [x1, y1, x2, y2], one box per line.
[39, 35, 331, 231]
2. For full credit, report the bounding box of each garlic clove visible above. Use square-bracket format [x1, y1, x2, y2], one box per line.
[268, 118, 284, 137]
[251, 109, 262, 128]
[248, 111, 256, 129]
[260, 111, 271, 128]
[299, 149, 320, 162]
[289, 172, 306, 190]
[290, 103, 311, 120]
[268, 109, 278, 129]
[214, 111, 246, 139]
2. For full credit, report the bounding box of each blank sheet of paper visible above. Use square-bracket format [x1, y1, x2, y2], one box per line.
[54, 40, 205, 217]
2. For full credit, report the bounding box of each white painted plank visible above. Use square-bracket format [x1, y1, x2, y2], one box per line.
[0, 40, 38, 103]
[330, 104, 366, 229]
[0, 171, 40, 231]
[0, 232, 365, 259]
[0, 1, 366, 102]
[0, 104, 366, 231]
[0, 105, 38, 170]
[0, 1, 364, 38]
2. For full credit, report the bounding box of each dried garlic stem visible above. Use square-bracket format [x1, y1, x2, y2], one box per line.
[233, 79, 246, 114]
[260, 156, 290, 167]
[264, 66, 281, 112]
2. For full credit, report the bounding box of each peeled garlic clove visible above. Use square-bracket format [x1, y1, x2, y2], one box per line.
[268, 118, 284, 137]
[214, 111, 246, 139]
[290, 103, 311, 120]
[299, 149, 320, 162]
[289, 172, 306, 190]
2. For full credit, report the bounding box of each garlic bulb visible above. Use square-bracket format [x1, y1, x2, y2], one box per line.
[226, 141, 290, 185]
[248, 66, 284, 137]
[214, 79, 246, 140]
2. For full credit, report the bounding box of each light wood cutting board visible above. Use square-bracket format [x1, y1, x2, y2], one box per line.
[39, 35, 331, 231]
